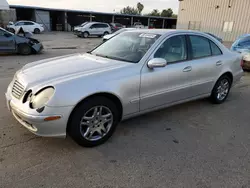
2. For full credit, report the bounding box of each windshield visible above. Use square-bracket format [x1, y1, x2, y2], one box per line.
[81, 22, 89, 27]
[91, 32, 160, 63]
[0, 27, 13, 36]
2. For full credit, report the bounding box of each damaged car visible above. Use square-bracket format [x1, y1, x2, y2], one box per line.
[0, 27, 43, 55]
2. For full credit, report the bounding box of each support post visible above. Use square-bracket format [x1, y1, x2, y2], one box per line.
[162, 19, 165, 28]
[112, 15, 115, 23]
[90, 14, 92, 22]
[131, 16, 133, 26]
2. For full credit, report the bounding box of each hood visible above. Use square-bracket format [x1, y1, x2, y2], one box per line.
[103, 33, 115, 40]
[18, 53, 128, 86]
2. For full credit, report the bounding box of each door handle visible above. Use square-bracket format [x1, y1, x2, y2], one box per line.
[183, 66, 192, 72]
[216, 60, 222, 66]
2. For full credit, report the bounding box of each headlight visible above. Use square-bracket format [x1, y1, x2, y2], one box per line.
[30, 87, 55, 109]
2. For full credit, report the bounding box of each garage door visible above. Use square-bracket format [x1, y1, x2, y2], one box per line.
[35, 10, 50, 31]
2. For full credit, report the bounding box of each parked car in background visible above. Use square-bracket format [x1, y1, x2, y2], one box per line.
[0, 27, 43, 55]
[205, 32, 223, 43]
[73, 22, 111, 38]
[109, 23, 125, 32]
[231, 34, 250, 70]
[5, 30, 243, 147]
[133, 22, 146, 29]
[103, 28, 137, 42]
[7, 21, 44, 34]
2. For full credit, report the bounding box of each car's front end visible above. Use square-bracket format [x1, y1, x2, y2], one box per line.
[15, 35, 43, 54]
[5, 72, 71, 137]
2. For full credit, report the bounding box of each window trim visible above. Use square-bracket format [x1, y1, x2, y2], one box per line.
[209, 40, 223, 56]
[153, 34, 189, 65]
[188, 34, 224, 60]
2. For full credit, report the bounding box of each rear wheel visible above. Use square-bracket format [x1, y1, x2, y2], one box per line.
[103, 32, 109, 36]
[34, 28, 40, 34]
[18, 44, 32, 55]
[210, 75, 232, 104]
[68, 96, 120, 147]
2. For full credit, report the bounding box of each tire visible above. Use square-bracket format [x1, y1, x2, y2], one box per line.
[103, 32, 109, 36]
[68, 96, 120, 147]
[210, 75, 232, 104]
[34, 28, 40, 34]
[82, 32, 89, 38]
[18, 44, 32, 55]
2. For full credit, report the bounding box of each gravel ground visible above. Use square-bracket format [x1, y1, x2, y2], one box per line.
[0, 32, 250, 188]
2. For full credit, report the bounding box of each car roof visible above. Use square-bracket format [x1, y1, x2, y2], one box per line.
[125, 29, 208, 35]
[89, 22, 109, 24]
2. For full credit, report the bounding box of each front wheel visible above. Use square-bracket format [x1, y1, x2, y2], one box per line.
[82, 32, 89, 38]
[18, 44, 32, 55]
[68, 96, 120, 147]
[210, 75, 232, 104]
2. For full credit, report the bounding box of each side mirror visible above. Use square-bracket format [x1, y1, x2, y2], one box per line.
[8, 21, 14, 25]
[147, 58, 167, 69]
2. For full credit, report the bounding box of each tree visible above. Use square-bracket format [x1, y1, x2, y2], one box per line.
[146, 9, 161, 16]
[120, 6, 139, 15]
[137, 2, 144, 15]
[172, 14, 178, 18]
[161, 8, 173, 17]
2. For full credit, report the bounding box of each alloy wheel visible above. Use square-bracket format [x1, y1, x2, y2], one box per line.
[80, 106, 113, 141]
[216, 79, 230, 101]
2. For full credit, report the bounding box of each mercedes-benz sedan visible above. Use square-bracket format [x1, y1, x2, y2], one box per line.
[5, 29, 243, 147]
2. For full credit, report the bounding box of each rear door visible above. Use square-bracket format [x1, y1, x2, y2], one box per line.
[185, 34, 224, 96]
[89, 24, 99, 35]
[24, 21, 35, 32]
[0, 29, 16, 52]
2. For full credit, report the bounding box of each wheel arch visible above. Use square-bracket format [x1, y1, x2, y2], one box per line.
[66, 92, 123, 132]
[218, 71, 233, 84]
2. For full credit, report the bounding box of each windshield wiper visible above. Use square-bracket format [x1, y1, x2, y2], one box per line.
[94, 53, 136, 63]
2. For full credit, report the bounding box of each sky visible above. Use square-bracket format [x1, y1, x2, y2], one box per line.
[7, 0, 179, 14]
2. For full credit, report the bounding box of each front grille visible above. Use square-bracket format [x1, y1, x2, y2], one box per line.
[12, 80, 25, 99]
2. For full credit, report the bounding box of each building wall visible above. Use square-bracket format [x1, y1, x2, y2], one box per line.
[35, 10, 51, 31]
[177, 0, 250, 42]
[0, 8, 16, 27]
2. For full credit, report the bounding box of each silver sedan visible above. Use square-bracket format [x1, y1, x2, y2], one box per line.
[5, 29, 243, 147]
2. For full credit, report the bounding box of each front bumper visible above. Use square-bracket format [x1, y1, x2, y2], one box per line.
[5, 83, 74, 138]
[73, 30, 81, 36]
[31, 43, 43, 53]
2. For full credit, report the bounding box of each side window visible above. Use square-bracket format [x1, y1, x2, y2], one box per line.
[154, 35, 187, 63]
[24, 22, 34, 25]
[189, 35, 211, 58]
[210, 41, 222, 56]
[15, 22, 24, 26]
[91, 24, 98, 28]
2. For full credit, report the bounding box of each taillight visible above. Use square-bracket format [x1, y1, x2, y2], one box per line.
[240, 59, 244, 67]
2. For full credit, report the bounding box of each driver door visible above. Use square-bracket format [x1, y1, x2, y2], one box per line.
[140, 34, 194, 111]
[0, 29, 16, 53]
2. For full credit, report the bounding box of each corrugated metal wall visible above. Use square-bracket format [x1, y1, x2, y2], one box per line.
[35, 10, 50, 31]
[177, 0, 250, 42]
